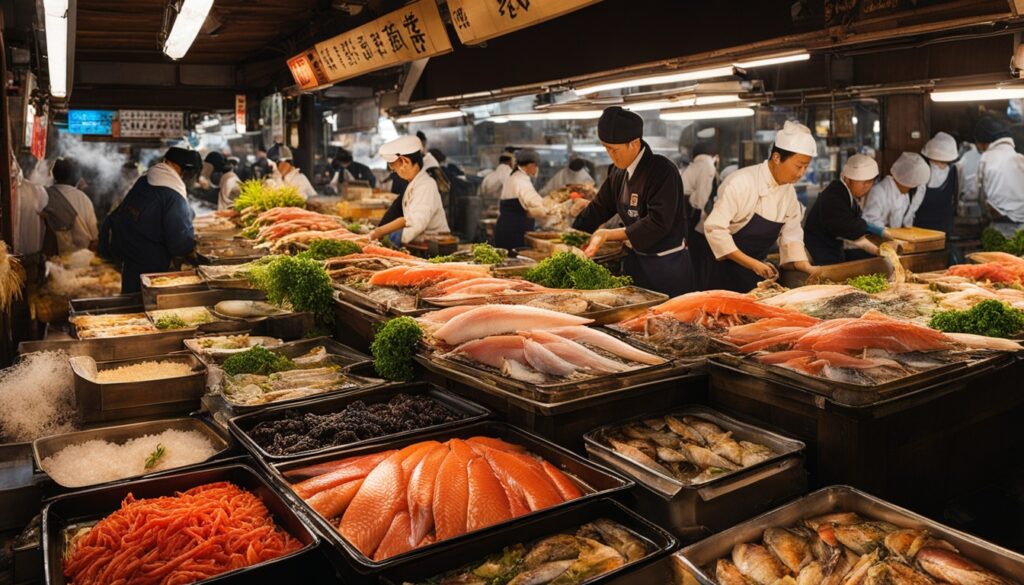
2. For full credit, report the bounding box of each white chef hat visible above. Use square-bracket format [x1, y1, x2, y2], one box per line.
[842, 154, 879, 181]
[921, 131, 959, 163]
[378, 135, 423, 163]
[890, 152, 931, 189]
[773, 120, 817, 157]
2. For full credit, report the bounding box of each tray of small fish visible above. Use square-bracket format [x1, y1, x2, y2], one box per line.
[267, 421, 634, 576]
[196, 239, 268, 265]
[184, 333, 285, 361]
[197, 262, 258, 289]
[376, 498, 677, 585]
[332, 281, 432, 317]
[672, 485, 1023, 585]
[227, 382, 491, 463]
[585, 407, 806, 541]
[43, 463, 320, 585]
[146, 305, 220, 329]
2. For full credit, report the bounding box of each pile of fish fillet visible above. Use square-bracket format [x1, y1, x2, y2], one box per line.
[416, 304, 666, 384]
[715, 511, 1015, 585]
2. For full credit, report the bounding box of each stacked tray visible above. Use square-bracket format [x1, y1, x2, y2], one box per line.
[584, 406, 806, 542]
[266, 421, 635, 579]
[69, 353, 207, 423]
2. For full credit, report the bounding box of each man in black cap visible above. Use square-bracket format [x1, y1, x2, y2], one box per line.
[99, 147, 200, 293]
[572, 106, 694, 296]
[975, 115, 1024, 236]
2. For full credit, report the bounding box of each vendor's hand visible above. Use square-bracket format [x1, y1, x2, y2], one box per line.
[583, 229, 609, 257]
[751, 260, 778, 280]
[367, 228, 381, 241]
[880, 229, 896, 240]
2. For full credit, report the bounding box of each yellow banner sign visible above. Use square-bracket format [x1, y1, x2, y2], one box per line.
[299, 0, 452, 87]
[447, 0, 602, 45]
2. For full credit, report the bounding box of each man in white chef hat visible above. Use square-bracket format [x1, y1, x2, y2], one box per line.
[369, 135, 450, 246]
[702, 120, 820, 292]
[804, 154, 897, 265]
[916, 131, 961, 234]
[862, 152, 931, 230]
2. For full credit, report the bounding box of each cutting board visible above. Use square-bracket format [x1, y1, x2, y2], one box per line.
[870, 227, 946, 253]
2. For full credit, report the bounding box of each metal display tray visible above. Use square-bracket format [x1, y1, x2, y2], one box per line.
[377, 498, 677, 585]
[672, 485, 1024, 585]
[584, 405, 807, 542]
[69, 353, 207, 423]
[42, 463, 320, 585]
[228, 382, 491, 463]
[19, 328, 196, 361]
[140, 270, 208, 306]
[268, 421, 634, 576]
[33, 416, 233, 490]
[67, 293, 144, 317]
[0, 443, 43, 532]
[196, 241, 267, 265]
[197, 264, 255, 290]
[333, 282, 431, 317]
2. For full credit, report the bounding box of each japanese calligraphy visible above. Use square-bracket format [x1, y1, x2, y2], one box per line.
[452, 7, 471, 30]
[340, 38, 359, 66]
[402, 13, 427, 53]
[382, 23, 407, 53]
[356, 34, 373, 61]
[498, 0, 531, 19]
[369, 32, 387, 57]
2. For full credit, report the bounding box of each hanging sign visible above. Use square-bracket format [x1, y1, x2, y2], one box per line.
[447, 0, 602, 45]
[118, 110, 185, 139]
[31, 114, 48, 160]
[294, 0, 452, 88]
[235, 95, 247, 134]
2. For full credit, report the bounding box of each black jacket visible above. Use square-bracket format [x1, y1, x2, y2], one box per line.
[573, 143, 687, 254]
[803, 179, 868, 265]
[342, 161, 377, 188]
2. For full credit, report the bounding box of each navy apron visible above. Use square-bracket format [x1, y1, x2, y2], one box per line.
[494, 198, 534, 250]
[686, 177, 718, 290]
[914, 169, 957, 235]
[704, 213, 784, 293]
[618, 177, 694, 297]
[380, 193, 404, 225]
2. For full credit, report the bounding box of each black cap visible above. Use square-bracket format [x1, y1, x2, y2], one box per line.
[598, 106, 643, 144]
[975, 116, 1009, 144]
[204, 151, 227, 172]
[693, 141, 718, 157]
[164, 147, 202, 170]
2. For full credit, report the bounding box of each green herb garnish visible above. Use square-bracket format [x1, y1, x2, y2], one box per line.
[233, 181, 306, 214]
[222, 346, 295, 376]
[428, 243, 508, 265]
[297, 239, 362, 261]
[846, 273, 889, 294]
[144, 444, 166, 470]
[523, 251, 631, 290]
[982, 227, 1024, 256]
[248, 255, 334, 324]
[370, 317, 423, 381]
[154, 315, 189, 329]
[929, 299, 1024, 338]
[558, 230, 590, 247]
[347, 222, 363, 233]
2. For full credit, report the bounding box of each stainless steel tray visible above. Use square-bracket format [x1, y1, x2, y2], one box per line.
[140, 269, 208, 307]
[672, 485, 1024, 585]
[190, 335, 371, 368]
[333, 281, 430, 317]
[67, 293, 144, 317]
[69, 353, 207, 423]
[196, 241, 267, 265]
[20, 328, 197, 361]
[33, 416, 232, 489]
[42, 463, 319, 585]
[183, 335, 285, 362]
[197, 265, 255, 290]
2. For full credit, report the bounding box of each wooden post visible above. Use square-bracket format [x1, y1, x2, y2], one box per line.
[0, 11, 14, 246]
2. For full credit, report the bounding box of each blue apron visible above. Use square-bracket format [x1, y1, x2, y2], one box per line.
[914, 169, 957, 235]
[686, 178, 718, 290]
[704, 213, 784, 293]
[618, 178, 694, 297]
[494, 198, 534, 250]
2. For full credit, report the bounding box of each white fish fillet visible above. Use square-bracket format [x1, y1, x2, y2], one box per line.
[431, 305, 592, 345]
[501, 358, 547, 383]
[944, 332, 1023, 352]
[523, 338, 578, 376]
[447, 335, 525, 369]
[518, 330, 631, 373]
[545, 325, 665, 365]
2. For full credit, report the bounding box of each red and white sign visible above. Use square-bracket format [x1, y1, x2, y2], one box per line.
[31, 114, 48, 160]
[235, 95, 247, 134]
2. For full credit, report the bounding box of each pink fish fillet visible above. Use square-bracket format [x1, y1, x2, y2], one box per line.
[544, 326, 665, 365]
[447, 335, 526, 369]
[418, 305, 480, 326]
[431, 305, 593, 346]
[518, 330, 631, 373]
[523, 338, 578, 376]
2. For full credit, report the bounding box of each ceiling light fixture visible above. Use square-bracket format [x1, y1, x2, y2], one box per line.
[660, 107, 755, 121]
[394, 109, 465, 123]
[574, 66, 735, 96]
[930, 86, 1024, 102]
[733, 51, 809, 69]
[163, 0, 215, 60]
[489, 110, 603, 123]
[42, 0, 69, 98]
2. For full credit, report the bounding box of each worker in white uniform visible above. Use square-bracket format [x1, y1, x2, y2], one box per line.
[11, 155, 47, 257]
[264, 147, 316, 199]
[681, 142, 719, 289]
[539, 158, 595, 196]
[479, 153, 515, 202]
[217, 157, 242, 210]
[494, 149, 553, 250]
[48, 158, 99, 253]
[702, 120, 819, 293]
[915, 132, 963, 235]
[862, 152, 930, 229]
[369, 135, 450, 246]
[975, 116, 1024, 237]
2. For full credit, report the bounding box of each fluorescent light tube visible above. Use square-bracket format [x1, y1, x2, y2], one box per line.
[574, 66, 735, 96]
[163, 0, 214, 60]
[490, 111, 603, 122]
[660, 107, 755, 121]
[394, 110, 465, 123]
[733, 51, 809, 68]
[43, 0, 69, 97]
[930, 87, 1024, 102]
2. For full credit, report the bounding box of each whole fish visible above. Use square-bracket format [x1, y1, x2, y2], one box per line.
[840, 550, 880, 585]
[718, 559, 758, 585]
[548, 537, 625, 585]
[916, 547, 1013, 585]
[884, 529, 956, 563]
[608, 438, 674, 478]
[765, 527, 814, 573]
[834, 522, 899, 555]
[683, 443, 741, 471]
[805, 513, 863, 530]
[797, 561, 825, 585]
[683, 416, 729, 443]
[709, 432, 747, 466]
[578, 518, 647, 563]
[740, 441, 775, 466]
[820, 549, 860, 585]
[732, 543, 790, 585]
[664, 415, 707, 445]
[875, 560, 938, 585]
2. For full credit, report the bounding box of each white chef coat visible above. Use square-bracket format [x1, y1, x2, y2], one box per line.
[978, 137, 1024, 223]
[401, 167, 450, 244]
[500, 169, 545, 210]
[539, 167, 595, 196]
[702, 161, 809, 264]
[281, 168, 316, 200]
[682, 154, 718, 212]
[14, 177, 47, 256]
[479, 163, 513, 200]
[52, 184, 100, 250]
[217, 171, 241, 210]
[862, 176, 922, 229]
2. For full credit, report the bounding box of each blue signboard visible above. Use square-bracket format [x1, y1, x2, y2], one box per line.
[67, 110, 116, 135]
